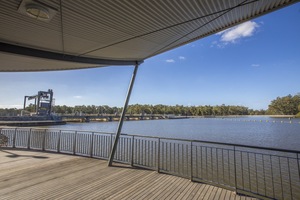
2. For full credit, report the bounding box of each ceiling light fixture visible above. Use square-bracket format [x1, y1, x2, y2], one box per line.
[17, 0, 58, 22]
[25, 4, 50, 20]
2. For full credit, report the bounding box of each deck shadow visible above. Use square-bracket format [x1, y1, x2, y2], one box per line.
[0, 149, 49, 159]
[110, 162, 153, 171]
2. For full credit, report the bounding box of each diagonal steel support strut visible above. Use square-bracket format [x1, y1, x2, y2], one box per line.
[108, 63, 139, 166]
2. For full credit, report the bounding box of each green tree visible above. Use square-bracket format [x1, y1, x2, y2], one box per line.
[267, 94, 300, 115]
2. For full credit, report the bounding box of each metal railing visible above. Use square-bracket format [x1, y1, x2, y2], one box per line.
[1, 127, 299, 200]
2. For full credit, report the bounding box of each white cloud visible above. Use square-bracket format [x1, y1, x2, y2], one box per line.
[73, 96, 83, 99]
[186, 44, 196, 47]
[166, 59, 175, 63]
[212, 21, 259, 48]
[179, 56, 186, 60]
[220, 21, 258, 43]
[251, 64, 260, 67]
[210, 40, 226, 48]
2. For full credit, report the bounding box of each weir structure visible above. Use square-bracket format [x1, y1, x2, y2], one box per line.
[0, 1, 299, 199]
[23, 89, 54, 116]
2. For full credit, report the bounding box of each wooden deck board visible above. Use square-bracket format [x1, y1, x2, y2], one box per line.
[0, 149, 257, 200]
[147, 175, 183, 200]
[196, 184, 211, 199]
[147, 176, 182, 199]
[207, 186, 219, 200]
[119, 173, 173, 199]
[202, 184, 215, 199]
[225, 190, 235, 200]
[175, 180, 198, 199]
[0, 157, 104, 195]
[185, 183, 206, 199]
[214, 187, 226, 200]
[165, 179, 192, 199]
[135, 174, 177, 199]
[81, 171, 153, 199]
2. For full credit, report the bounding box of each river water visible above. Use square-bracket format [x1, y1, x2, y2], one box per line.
[48, 116, 300, 151]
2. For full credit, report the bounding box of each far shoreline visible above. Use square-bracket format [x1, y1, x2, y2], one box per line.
[194, 115, 297, 118]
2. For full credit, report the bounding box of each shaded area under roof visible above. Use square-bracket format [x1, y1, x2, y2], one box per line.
[0, 0, 299, 72]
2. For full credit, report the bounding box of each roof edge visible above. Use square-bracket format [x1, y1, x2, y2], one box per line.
[0, 42, 143, 66]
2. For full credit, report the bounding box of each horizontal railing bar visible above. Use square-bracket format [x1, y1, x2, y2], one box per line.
[1, 126, 300, 154]
[235, 150, 298, 159]
[0, 126, 112, 136]
[122, 133, 300, 154]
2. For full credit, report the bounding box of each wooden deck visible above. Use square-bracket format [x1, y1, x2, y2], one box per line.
[0, 149, 257, 200]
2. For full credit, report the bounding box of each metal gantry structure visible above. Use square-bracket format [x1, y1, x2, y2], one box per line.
[23, 89, 54, 116]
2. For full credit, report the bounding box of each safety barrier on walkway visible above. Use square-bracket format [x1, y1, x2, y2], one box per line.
[1, 127, 299, 200]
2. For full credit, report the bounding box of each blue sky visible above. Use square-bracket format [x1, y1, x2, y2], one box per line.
[1, 3, 299, 110]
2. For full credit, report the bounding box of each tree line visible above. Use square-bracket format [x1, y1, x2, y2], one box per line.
[1, 93, 299, 117]
[0, 104, 262, 116]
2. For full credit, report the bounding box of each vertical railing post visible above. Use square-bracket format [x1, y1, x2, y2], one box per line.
[42, 129, 46, 151]
[13, 128, 17, 148]
[186, 144, 189, 177]
[57, 130, 61, 153]
[297, 153, 300, 184]
[131, 136, 135, 166]
[287, 158, 293, 199]
[233, 146, 238, 193]
[109, 133, 113, 159]
[73, 131, 77, 155]
[27, 128, 31, 149]
[90, 132, 94, 158]
[190, 141, 193, 181]
[157, 138, 160, 173]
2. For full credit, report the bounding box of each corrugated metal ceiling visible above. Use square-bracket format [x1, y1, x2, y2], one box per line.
[0, 0, 298, 71]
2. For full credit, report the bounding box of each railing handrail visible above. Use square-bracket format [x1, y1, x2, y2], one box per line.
[123, 133, 300, 154]
[0, 126, 112, 136]
[1, 126, 300, 154]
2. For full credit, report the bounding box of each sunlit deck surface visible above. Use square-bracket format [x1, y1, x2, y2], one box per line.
[0, 149, 257, 200]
